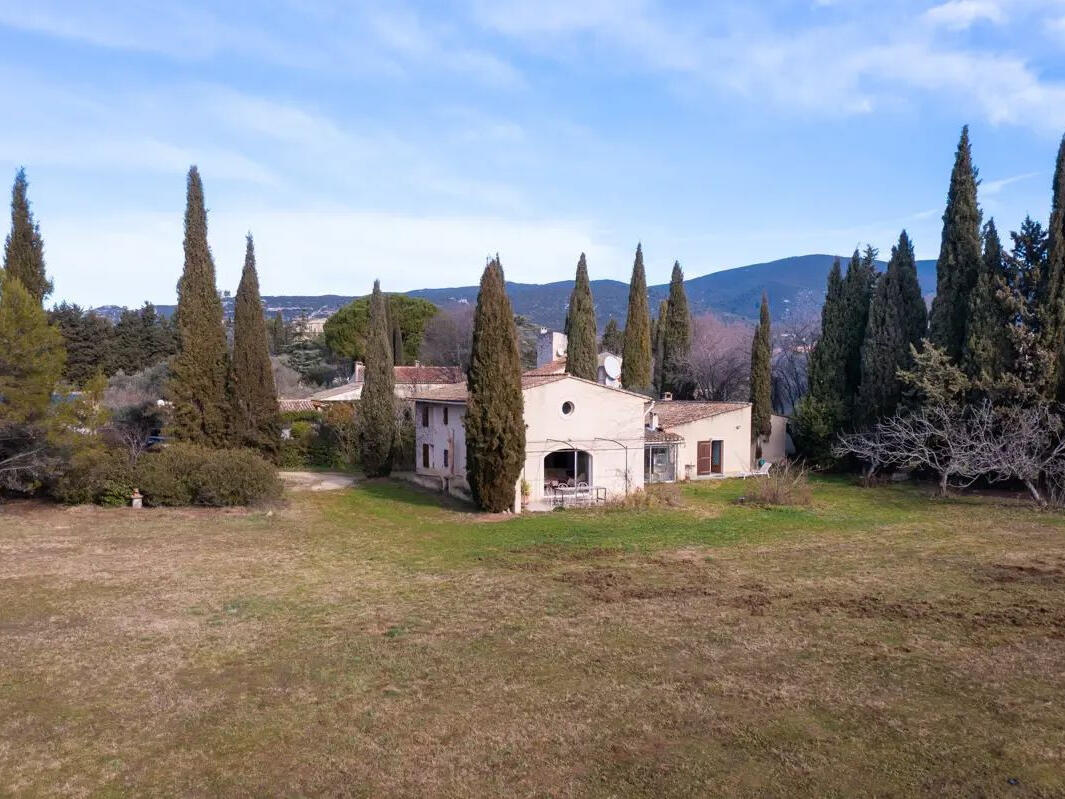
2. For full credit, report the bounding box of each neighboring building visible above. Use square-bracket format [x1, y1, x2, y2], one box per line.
[646, 400, 754, 480]
[533, 328, 623, 388]
[414, 373, 648, 509]
[761, 413, 794, 463]
[302, 317, 330, 337]
[311, 363, 464, 404]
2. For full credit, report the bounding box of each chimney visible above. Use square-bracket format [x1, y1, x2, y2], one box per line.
[662, 392, 673, 401]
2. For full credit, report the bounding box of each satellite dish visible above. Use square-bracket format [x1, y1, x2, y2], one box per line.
[603, 355, 621, 380]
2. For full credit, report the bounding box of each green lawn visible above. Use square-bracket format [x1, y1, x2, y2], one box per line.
[2, 477, 1064, 797]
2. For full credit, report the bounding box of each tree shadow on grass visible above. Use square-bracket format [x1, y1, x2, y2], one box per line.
[354, 478, 475, 513]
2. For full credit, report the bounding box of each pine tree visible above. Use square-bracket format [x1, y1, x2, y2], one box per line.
[112, 308, 145, 375]
[749, 293, 772, 442]
[929, 126, 982, 362]
[0, 272, 65, 425]
[652, 298, 668, 397]
[621, 244, 652, 392]
[564, 253, 597, 380]
[857, 231, 928, 423]
[141, 303, 177, 366]
[168, 166, 231, 447]
[49, 304, 116, 387]
[963, 220, 1011, 386]
[660, 261, 693, 397]
[359, 280, 396, 477]
[1043, 135, 1065, 399]
[465, 256, 525, 512]
[231, 234, 280, 454]
[600, 317, 623, 355]
[3, 168, 51, 304]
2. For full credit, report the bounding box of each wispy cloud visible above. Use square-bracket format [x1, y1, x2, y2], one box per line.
[923, 0, 1006, 30]
[982, 171, 1040, 196]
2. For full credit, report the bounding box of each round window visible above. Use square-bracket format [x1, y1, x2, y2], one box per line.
[561, 401, 575, 416]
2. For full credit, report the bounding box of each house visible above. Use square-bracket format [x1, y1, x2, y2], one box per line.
[413, 372, 648, 509]
[645, 400, 753, 479]
[311, 363, 463, 404]
[533, 328, 623, 388]
[761, 413, 795, 463]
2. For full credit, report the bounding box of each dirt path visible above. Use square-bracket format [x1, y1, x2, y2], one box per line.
[278, 471, 358, 491]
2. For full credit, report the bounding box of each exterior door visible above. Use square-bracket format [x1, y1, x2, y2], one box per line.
[696, 441, 712, 476]
[711, 440, 723, 474]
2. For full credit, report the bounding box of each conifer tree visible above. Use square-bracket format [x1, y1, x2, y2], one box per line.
[1044, 135, 1065, 399]
[840, 246, 878, 414]
[564, 253, 598, 380]
[465, 257, 525, 512]
[621, 244, 652, 392]
[600, 317, 623, 355]
[857, 231, 928, 423]
[359, 280, 396, 477]
[3, 168, 51, 304]
[963, 220, 1011, 386]
[231, 234, 279, 454]
[661, 261, 693, 397]
[0, 272, 65, 424]
[168, 166, 231, 447]
[391, 312, 405, 367]
[652, 298, 668, 397]
[929, 126, 982, 362]
[749, 293, 772, 442]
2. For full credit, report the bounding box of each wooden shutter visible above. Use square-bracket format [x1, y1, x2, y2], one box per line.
[696, 441, 712, 475]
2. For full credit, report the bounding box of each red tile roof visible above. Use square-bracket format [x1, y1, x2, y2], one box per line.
[650, 400, 750, 427]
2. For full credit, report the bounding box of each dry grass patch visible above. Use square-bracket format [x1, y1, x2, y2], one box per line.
[1, 479, 1064, 796]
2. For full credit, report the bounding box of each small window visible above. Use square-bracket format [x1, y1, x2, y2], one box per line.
[443, 406, 449, 425]
[561, 401, 575, 416]
[443, 449, 449, 467]
[422, 405, 430, 427]
[422, 443, 430, 468]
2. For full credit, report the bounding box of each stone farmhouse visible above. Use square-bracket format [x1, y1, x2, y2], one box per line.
[310, 363, 464, 405]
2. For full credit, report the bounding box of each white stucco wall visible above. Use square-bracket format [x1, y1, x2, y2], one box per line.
[413, 401, 468, 492]
[761, 414, 791, 464]
[521, 377, 646, 502]
[668, 406, 752, 479]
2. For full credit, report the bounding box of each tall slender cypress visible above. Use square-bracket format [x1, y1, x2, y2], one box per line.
[749, 293, 772, 442]
[1044, 135, 1065, 399]
[564, 253, 597, 380]
[841, 246, 878, 417]
[963, 220, 1011, 386]
[168, 166, 231, 446]
[857, 231, 928, 423]
[652, 298, 668, 397]
[359, 280, 396, 477]
[231, 234, 279, 454]
[600, 317, 623, 355]
[661, 261, 693, 397]
[806, 258, 846, 402]
[929, 126, 982, 362]
[3, 168, 51, 305]
[621, 244, 652, 392]
[465, 257, 525, 512]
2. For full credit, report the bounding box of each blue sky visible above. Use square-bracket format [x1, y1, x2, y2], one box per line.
[1, 0, 1064, 307]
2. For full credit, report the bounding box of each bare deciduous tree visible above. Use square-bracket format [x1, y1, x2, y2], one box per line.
[682, 313, 752, 401]
[772, 315, 816, 415]
[419, 305, 475, 369]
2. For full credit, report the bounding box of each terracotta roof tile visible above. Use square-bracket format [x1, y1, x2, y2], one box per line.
[650, 400, 750, 427]
[644, 430, 684, 443]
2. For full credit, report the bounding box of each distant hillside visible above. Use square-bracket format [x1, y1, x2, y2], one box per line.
[93, 254, 938, 330]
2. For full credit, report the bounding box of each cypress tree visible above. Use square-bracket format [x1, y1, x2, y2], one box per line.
[963, 220, 1011, 386]
[168, 166, 231, 447]
[621, 243, 652, 392]
[652, 298, 668, 397]
[390, 311, 405, 367]
[231, 234, 279, 454]
[564, 253, 597, 380]
[600, 317, 623, 355]
[805, 258, 846, 401]
[359, 279, 396, 477]
[661, 261, 693, 397]
[1044, 135, 1065, 399]
[465, 256, 525, 512]
[840, 246, 878, 412]
[857, 231, 928, 423]
[3, 168, 51, 305]
[749, 293, 772, 442]
[929, 126, 982, 362]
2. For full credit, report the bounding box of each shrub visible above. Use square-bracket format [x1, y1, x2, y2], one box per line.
[52, 448, 135, 506]
[137, 444, 281, 507]
[606, 482, 684, 510]
[741, 459, 812, 506]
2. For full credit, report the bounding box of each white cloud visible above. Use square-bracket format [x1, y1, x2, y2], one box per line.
[981, 171, 1040, 196]
[46, 209, 623, 306]
[924, 0, 1006, 30]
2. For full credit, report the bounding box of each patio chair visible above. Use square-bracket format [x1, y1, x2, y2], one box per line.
[740, 461, 772, 479]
